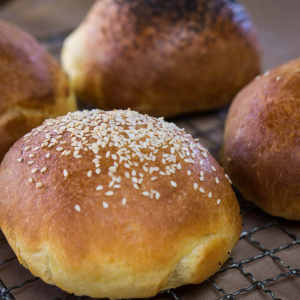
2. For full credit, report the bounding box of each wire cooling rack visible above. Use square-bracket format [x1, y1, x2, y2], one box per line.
[1, 32, 300, 300]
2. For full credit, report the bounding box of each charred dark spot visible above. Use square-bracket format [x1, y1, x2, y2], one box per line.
[112, 0, 251, 38]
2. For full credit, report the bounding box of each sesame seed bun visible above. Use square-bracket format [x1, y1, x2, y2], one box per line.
[221, 58, 300, 220]
[0, 109, 241, 298]
[61, 0, 261, 117]
[0, 21, 77, 161]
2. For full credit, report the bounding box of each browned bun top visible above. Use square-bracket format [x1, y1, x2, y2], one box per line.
[101, 0, 254, 47]
[62, 0, 261, 117]
[221, 58, 300, 220]
[0, 109, 241, 298]
[0, 21, 76, 161]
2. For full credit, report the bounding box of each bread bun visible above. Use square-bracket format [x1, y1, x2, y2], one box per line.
[61, 0, 261, 117]
[221, 58, 300, 220]
[0, 109, 241, 298]
[0, 21, 76, 161]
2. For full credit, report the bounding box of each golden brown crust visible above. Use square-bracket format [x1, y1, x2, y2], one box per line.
[0, 21, 77, 161]
[62, 0, 261, 117]
[221, 58, 300, 220]
[0, 109, 241, 298]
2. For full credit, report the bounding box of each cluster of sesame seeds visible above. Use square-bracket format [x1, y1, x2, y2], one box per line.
[19, 109, 231, 212]
[255, 70, 283, 83]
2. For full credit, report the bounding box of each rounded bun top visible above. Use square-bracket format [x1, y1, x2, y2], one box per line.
[62, 0, 260, 117]
[103, 0, 254, 43]
[0, 109, 241, 298]
[222, 58, 300, 220]
[0, 21, 72, 115]
[0, 21, 76, 161]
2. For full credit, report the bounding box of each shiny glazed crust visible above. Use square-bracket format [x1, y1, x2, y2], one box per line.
[221, 58, 300, 220]
[0, 109, 241, 298]
[0, 21, 77, 161]
[62, 0, 261, 117]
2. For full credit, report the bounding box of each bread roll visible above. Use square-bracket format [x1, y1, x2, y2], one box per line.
[61, 0, 261, 117]
[0, 21, 76, 161]
[221, 58, 300, 220]
[0, 109, 241, 299]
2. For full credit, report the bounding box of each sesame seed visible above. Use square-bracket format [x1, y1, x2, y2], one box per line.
[122, 198, 127, 205]
[187, 170, 191, 176]
[217, 199, 221, 205]
[225, 174, 232, 184]
[17, 158, 23, 163]
[29, 154, 35, 158]
[211, 166, 216, 171]
[155, 192, 160, 200]
[151, 176, 157, 181]
[75, 205, 81, 212]
[193, 183, 198, 190]
[200, 188, 205, 193]
[215, 177, 219, 184]
[96, 168, 101, 174]
[41, 167, 47, 173]
[109, 166, 117, 173]
[56, 147, 63, 152]
[105, 191, 114, 196]
[63, 169, 69, 177]
[142, 191, 150, 196]
[87, 170, 92, 177]
[103, 202, 109, 208]
[46, 153, 50, 159]
[133, 183, 139, 189]
[24, 146, 31, 151]
[208, 192, 212, 198]
[276, 76, 281, 81]
[170, 181, 177, 187]
[32, 168, 38, 174]
[28, 161, 35, 165]
[36, 182, 43, 188]
[200, 177, 204, 181]
[184, 158, 195, 164]
[29, 178, 33, 183]
[96, 185, 103, 190]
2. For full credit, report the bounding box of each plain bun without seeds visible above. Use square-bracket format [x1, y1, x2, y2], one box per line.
[221, 58, 300, 220]
[0, 109, 241, 298]
[62, 0, 261, 117]
[0, 21, 76, 162]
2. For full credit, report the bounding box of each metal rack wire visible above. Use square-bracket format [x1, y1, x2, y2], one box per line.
[0, 32, 300, 300]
